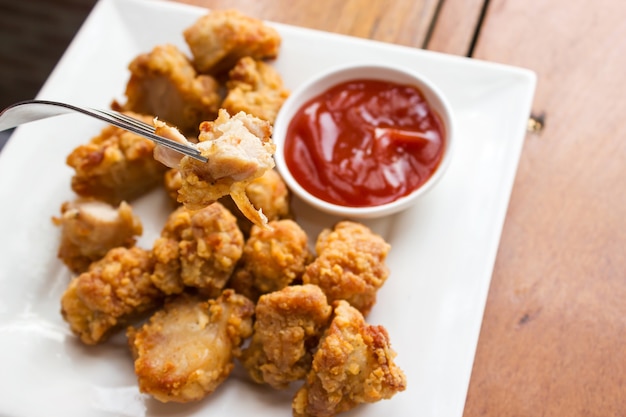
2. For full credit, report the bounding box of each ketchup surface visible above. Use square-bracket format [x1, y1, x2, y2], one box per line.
[284, 79, 446, 207]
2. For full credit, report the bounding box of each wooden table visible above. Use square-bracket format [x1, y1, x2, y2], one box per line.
[174, 1, 625, 415]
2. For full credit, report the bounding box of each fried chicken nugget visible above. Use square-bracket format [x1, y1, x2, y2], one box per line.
[240, 285, 332, 389]
[227, 168, 291, 233]
[222, 56, 290, 124]
[127, 290, 255, 403]
[229, 219, 312, 301]
[112, 44, 221, 136]
[151, 203, 244, 296]
[53, 198, 143, 274]
[303, 221, 390, 316]
[153, 110, 276, 227]
[183, 9, 281, 75]
[292, 301, 406, 417]
[163, 167, 183, 203]
[66, 112, 168, 205]
[61, 246, 163, 345]
[164, 167, 291, 235]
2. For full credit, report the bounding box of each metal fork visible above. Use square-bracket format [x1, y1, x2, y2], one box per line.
[0, 100, 207, 162]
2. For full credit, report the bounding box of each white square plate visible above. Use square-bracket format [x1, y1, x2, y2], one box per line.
[0, 0, 536, 416]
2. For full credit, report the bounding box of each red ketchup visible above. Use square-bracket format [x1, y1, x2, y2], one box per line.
[284, 79, 446, 207]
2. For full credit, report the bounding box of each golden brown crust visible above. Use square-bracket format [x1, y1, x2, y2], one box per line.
[53, 10, 407, 413]
[66, 112, 168, 205]
[151, 203, 244, 297]
[229, 219, 312, 300]
[163, 168, 183, 203]
[171, 110, 276, 227]
[53, 199, 143, 273]
[127, 290, 254, 403]
[222, 56, 290, 124]
[303, 221, 391, 316]
[60, 247, 162, 345]
[240, 285, 331, 389]
[163, 167, 292, 236]
[292, 301, 406, 416]
[166, 167, 290, 235]
[183, 10, 281, 75]
[113, 44, 221, 136]
[235, 168, 291, 227]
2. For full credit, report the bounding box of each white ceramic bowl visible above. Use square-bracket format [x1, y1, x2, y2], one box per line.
[273, 63, 455, 218]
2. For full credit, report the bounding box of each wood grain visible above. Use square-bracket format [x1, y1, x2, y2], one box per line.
[173, 0, 441, 47]
[446, 0, 626, 415]
[426, 0, 486, 55]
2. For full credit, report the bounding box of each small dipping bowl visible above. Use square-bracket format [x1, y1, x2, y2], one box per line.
[273, 63, 455, 218]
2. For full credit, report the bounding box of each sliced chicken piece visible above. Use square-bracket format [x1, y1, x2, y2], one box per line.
[127, 290, 255, 403]
[112, 44, 221, 137]
[154, 110, 276, 227]
[53, 198, 143, 273]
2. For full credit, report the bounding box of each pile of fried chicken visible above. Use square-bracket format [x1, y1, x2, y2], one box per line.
[52, 9, 406, 417]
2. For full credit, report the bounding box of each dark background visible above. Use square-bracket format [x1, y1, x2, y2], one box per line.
[0, 0, 98, 147]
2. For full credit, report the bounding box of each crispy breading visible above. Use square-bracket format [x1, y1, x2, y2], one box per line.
[164, 168, 292, 235]
[163, 168, 183, 203]
[292, 301, 406, 417]
[240, 285, 332, 389]
[228, 168, 291, 231]
[66, 112, 168, 205]
[53, 198, 143, 273]
[229, 219, 312, 300]
[222, 56, 290, 124]
[183, 9, 281, 75]
[303, 221, 390, 316]
[112, 44, 221, 136]
[127, 290, 254, 403]
[61, 246, 162, 345]
[153, 110, 275, 227]
[151, 203, 244, 297]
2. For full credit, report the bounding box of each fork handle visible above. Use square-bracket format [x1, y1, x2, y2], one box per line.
[0, 100, 78, 131]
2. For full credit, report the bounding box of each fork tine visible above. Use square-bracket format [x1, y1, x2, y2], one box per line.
[97, 113, 206, 160]
[88, 108, 208, 162]
[96, 109, 155, 134]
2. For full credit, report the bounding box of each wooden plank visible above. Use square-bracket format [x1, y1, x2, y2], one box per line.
[173, 0, 441, 47]
[456, 0, 626, 415]
[426, 0, 487, 56]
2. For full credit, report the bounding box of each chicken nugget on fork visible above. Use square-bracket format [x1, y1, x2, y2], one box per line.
[153, 110, 276, 228]
[53, 198, 143, 274]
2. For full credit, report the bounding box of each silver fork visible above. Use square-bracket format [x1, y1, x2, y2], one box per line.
[0, 99, 207, 162]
